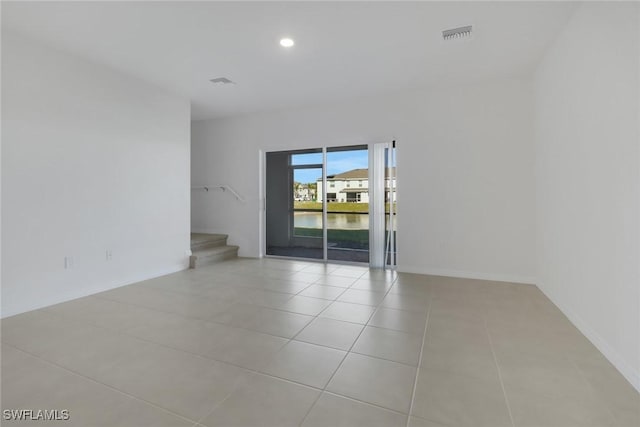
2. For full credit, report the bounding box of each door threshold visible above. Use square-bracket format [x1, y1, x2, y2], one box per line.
[262, 254, 369, 267]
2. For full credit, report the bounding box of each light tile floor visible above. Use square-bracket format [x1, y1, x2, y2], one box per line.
[2, 258, 639, 426]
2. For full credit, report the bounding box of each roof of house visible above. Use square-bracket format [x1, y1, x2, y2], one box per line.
[324, 167, 396, 180]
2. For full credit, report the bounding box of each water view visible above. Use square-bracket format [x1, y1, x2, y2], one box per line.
[294, 212, 369, 230]
[294, 211, 396, 230]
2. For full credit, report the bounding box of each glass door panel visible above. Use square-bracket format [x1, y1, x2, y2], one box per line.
[265, 149, 324, 259]
[385, 143, 397, 267]
[291, 167, 324, 259]
[326, 146, 369, 263]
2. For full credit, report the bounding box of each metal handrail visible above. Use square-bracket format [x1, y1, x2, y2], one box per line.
[191, 185, 245, 202]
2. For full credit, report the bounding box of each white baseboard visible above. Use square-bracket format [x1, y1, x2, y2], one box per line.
[537, 283, 640, 393]
[1, 262, 188, 319]
[398, 264, 537, 285]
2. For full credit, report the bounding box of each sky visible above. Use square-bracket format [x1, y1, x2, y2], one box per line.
[292, 150, 369, 184]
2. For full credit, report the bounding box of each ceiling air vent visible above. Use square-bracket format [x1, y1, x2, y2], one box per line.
[210, 77, 235, 85]
[442, 25, 472, 41]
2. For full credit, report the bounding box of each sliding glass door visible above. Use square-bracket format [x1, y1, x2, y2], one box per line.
[265, 143, 396, 267]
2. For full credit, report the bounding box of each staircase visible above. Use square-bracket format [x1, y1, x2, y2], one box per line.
[189, 233, 239, 269]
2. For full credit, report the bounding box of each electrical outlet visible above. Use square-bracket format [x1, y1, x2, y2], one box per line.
[106, 250, 113, 261]
[64, 256, 74, 269]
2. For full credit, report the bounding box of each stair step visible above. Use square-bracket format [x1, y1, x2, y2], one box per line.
[189, 245, 239, 269]
[191, 233, 228, 251]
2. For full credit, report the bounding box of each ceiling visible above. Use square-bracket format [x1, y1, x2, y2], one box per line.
[2, 1, 578, 120]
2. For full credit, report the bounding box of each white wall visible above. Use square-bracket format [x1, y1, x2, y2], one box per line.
[192, 76, 536, 284]
[1, 33, 191, 317]
[534, 2, 639, 389]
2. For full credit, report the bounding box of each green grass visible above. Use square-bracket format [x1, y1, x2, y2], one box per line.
[294, 201, 396, 213]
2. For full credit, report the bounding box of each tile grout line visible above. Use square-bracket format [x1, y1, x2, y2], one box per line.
[405, 291, 432, 427]
[192, 371, 250, 426]
[184, 260, 325, 427]
[32, 272, 408, 363]
[2, 343, 200, 426]
[10, 260, 626, 427]
[295, 270, 372, 426]
[103, 266, 316, 295]
[121, 321, 425, 377]
[4, 322, 419, 425]
[319, 389, 410, 416]
[17, 268, 364, 427]
[297, 270, 399, 426]
[4, 315, 291, 427]
[94, 269, 390, 328]
[276, 272, 364, 350]
[568, 354, 620, 424]
[151, 265, 371, 426]
[42, 279, 418, 370]
[485, 318, 516, 427]
[8, 263, 407, 426]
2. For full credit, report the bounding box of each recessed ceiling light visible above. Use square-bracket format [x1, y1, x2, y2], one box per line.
[280, 38, 295, 48]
